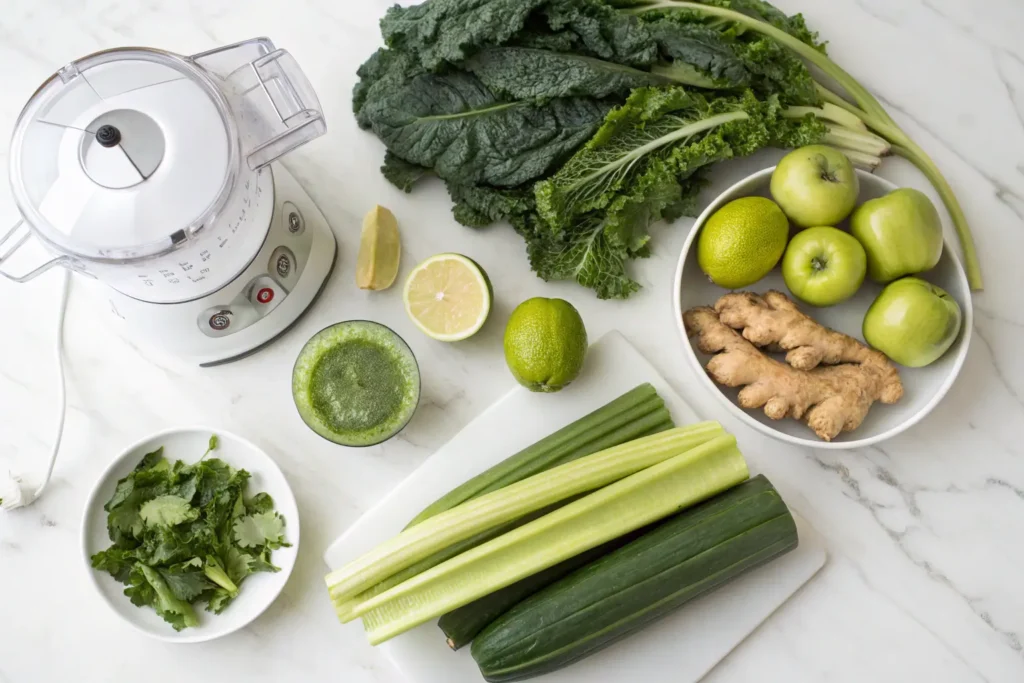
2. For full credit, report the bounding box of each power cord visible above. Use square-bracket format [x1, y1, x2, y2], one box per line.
[1, 269, 70, 510]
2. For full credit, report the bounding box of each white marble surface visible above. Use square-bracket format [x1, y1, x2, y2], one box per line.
[0, 1, 1021, 682]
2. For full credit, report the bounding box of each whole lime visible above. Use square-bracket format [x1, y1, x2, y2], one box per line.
[697, 196, 790, 289]
[504, 298, 588, 393]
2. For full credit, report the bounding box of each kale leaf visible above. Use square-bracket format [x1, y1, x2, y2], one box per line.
[464, 47, 668, 100]
[381, 0, 550, 70]
[644, 20, 752, 88]
[538, 0, 657, 66]
[517, 212, 642, 299]
[379, 0, 657, 70]
[446, 182, 536, 228]
[359, 70, 611, 188]
[381, 152, 431, 192]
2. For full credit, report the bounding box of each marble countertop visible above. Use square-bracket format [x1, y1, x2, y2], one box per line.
[1, 1, 1022, 681]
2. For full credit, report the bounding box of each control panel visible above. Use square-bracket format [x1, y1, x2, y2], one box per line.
[198, 200, 312, 337]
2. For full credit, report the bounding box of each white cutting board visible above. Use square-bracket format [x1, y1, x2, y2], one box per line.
[324, 331, 827, 683]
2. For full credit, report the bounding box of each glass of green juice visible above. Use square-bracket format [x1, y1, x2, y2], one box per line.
[292, 321, 421, 446]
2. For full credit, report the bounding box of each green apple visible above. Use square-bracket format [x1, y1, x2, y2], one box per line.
[850, 188, 943, 283]
[770, 145, 859, 228]
[782, 226, 867, 306]
[863, 277, 962, 367]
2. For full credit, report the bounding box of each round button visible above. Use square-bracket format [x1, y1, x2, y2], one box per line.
[282, 203, 304, 235]
[256, 287, 275, 304]
[275, 253, 292, 278]
[209, 311, 231, 330]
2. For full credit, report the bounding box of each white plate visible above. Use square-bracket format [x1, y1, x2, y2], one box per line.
[673, 168, 973, 449]
[325, 332, 827, 683]
[81, 427, 300, 643]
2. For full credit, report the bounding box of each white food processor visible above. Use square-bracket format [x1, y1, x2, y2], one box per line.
[0, 37, 337, 366]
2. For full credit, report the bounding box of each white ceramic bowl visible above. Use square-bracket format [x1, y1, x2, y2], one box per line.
[82, 427, 300, 642]
[673, 168, 973, 449]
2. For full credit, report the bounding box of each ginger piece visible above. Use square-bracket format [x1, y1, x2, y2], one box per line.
[683, 306, 902, 441]
[714, 290, 903, 403]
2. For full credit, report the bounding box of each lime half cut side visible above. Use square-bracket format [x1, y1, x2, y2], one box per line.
[403, 254, 491, 342]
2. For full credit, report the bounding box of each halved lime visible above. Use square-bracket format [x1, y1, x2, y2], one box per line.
[403, 254, 491, 342]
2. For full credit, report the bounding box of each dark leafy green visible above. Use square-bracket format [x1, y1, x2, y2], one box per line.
[447, 182, 536, 228]
[536, 87, 823, 230]
[359, 70, 611, 188]
[353, 0, 837, 297]
[539, 0, 658, 65]
[90, 440, 289, 630]
[526, 87, 823, 294]
[464, 47, 668, 100]
[381, 152, 431, 192]
[645, 20, 751, 88]
[380, 0, 657, 70]
[380, 0, 551, 70]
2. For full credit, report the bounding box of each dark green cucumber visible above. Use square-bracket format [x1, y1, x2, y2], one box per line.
[439, 526, 648, 650]
[406, 384, 668, 528]
[470, 475, 798, 682]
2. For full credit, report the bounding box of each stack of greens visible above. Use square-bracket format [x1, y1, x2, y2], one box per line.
[354, 0, 981, 299]
[91, 439, 290, 631]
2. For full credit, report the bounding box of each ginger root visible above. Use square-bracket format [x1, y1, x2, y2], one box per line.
[684, 292, 903, 441]
[714, 291, 893, 372]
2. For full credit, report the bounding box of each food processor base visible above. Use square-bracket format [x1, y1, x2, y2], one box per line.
[93, 165, 338, 366]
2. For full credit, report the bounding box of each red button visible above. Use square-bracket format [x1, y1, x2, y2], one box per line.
[256, 287, 275, 304]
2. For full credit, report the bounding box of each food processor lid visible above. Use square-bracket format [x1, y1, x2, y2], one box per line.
[8, 48, 239, 261]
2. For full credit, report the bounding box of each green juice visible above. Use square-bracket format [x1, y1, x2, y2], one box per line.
[293, 321, 420, 446]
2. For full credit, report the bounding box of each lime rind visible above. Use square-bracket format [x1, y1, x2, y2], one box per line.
[503, 298, 588, 393]
[292, 321, 420, 447]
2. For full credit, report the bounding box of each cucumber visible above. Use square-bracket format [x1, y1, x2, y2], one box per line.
[438, 526, 647, 650]
[471, 475, 797, 682]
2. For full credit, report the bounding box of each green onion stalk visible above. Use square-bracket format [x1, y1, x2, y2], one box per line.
[629, 0, 983, 290]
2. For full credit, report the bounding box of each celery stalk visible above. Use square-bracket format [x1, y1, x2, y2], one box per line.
[357, 434, 748, 644]
[822, 124, 890, 157]
[405, 384, 667, 528]
[325, 423, 725, 603]
[334, 499, 577, 623]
